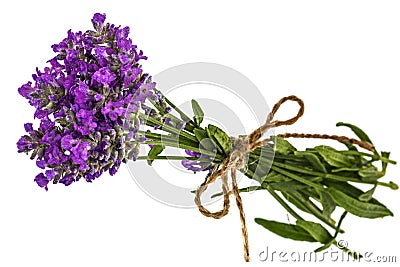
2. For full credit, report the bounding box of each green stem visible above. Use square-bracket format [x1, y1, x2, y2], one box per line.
[148, 98, 165, 115]
[139, 113, 198, 143]
[144, 140, 223, 160]
[136, 155, 208, 161]
[298, 196, 341, 231]
[270, 165, 325, 190]
[264, 159, 396, 189]
[153, 88, 197, 129]
[263, 185, 304, 221]
[163, 95, 194, 124]
[139, 130, 200, 152]
[341, 150, 397, 165]
[333, 211, 347, 239]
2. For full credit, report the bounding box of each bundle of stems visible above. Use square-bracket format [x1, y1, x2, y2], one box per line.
[139, 91, 397, 258]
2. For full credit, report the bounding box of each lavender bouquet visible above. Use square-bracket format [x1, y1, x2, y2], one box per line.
[17, 14, 398, 261]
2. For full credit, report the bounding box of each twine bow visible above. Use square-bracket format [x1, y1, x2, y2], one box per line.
[194, 95, 374, 262]
[194, 95, 304, 262]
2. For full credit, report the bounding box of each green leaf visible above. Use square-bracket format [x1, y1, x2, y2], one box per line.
[323, 181, 386, 206]
[294, 151, 327, 173]
[274, 136, 297, 155]
[244, 166, 266, 183]
[147, 145, 164, 166]
[336, 122, 373, 144]
[296, 220, 333, 244]
[191, 99, 204, 126]
[358, 185, 377, 202]
[270, 165, 325, 190]
[331, 167, 359, 173]
[315, 242, 335, 253]
[269, 181, 308, 192]
[358, 166, 382, 181]
[319, 190, 336, 218]
[264, 170, 291, 182]
[193, 128, 208, 142]
[328, 188, 393, 218]
[193, 128, 216, 153]
[282, 191, 313, 214]
[211, 186, 262, 198]
[315, 146, 353, 168]
[255, 218, 317, 242]
[206, 124, 231, 156]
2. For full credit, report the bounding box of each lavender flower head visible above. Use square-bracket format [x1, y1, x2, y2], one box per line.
[17, 13, 159, 190]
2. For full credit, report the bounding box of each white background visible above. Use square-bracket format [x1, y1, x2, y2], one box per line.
[1, 0, 400, 266]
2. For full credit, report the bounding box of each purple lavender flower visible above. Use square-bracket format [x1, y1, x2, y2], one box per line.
[17, 136, 35, 153]
[17, 13, 156, 190]
[181, 150, 213, 173]
[137, 82, 156, 102]
[24, 123, 34, 133]
[122, 66, 142, 87]
[34, 173, 51, 191]
[61, 135, 75, 150]
[18, 82, 35, 99]
[59, 174, 75, 186]
[92, 13, 106, 28]
[102, 100, 125, 121]
[71, 142, 91, 170]
[92, 67, 116, 86]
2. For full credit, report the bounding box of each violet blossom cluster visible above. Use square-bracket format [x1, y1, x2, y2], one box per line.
[17, 13, 163, 190]
[182, 150, 213, 173]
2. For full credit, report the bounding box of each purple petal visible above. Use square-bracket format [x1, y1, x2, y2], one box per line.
[92, 13, 106, 25]
[24, 123, 34, 133]
[34, 173, 50, 191]
[18, 82, 35, 99]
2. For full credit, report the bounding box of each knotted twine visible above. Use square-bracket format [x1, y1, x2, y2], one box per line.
[194, 95, 374, 262]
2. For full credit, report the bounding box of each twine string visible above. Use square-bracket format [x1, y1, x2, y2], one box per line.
[194, 95, 374, 262]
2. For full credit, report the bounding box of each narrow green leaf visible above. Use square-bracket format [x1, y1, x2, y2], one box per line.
[270, 165, 325, 190]
[211, 186, 262, 198]
[315, 241, 335, 253]
[207, 124, 231, 156]
[319, 190, 336, 218]
[336, 122, 373, 144]
[206, 125, 223, 155]
[191, 99, 204, 126]
[323, 181, 387, 206]
[244, 165, 268, 183]
[294, 151, 327, 173]
[331, 167, 359, 173]
[296, 220, 332, 244]
[147, 145, 164, 166]
[161, 93, 193, 125]
[269, 181, 308, 192]
[264, 170, 290, 182]
[315, 146, 353, 168]
[193, 128, 216, 152]
[358, 185, 377, 202]
[273, 136, 297, 155]
[282, 191, 313, 214]
[340, 142, 362, 164]
[292, 190, 340, 231]
[264, 186, 305, 221]
[255, 218, 317, 242]
[329, 188, 393, 218]
[315, 212, 348, 253]
[358, 166, 382, 182]
[193, 128, 208, 142]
